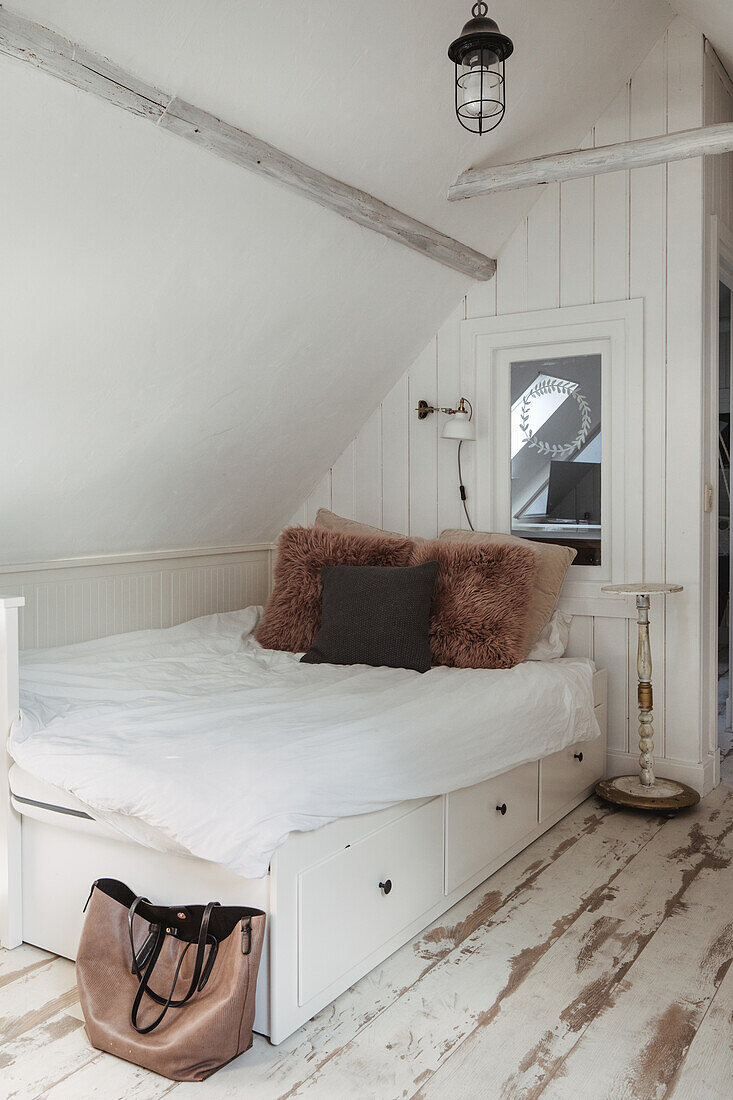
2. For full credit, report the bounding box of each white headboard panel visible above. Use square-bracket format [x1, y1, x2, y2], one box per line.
[0, 596, 24, 946]
[0, 547, 273, 651]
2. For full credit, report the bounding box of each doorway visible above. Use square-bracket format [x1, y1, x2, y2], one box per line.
[719, 278, 732, 762]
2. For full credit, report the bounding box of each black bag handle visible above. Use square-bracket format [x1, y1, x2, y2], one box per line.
[128, 895, 153, 980]
[128, 896, 220, 997]
[129, 899, 220, 1034]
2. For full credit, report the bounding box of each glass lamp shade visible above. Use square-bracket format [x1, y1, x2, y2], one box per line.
[442, 411, 476, 440]
[458, 49, 503, 120]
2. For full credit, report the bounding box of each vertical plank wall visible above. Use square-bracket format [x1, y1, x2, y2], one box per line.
[704, 46, 733, 230]
[289, 18, 721, 791]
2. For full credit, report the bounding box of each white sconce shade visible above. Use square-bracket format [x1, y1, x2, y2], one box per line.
[442, 411, 476, 440]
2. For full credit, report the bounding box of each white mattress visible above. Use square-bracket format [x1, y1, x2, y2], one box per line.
[8, 764, 189, 855]
[9, 607, 600, 878]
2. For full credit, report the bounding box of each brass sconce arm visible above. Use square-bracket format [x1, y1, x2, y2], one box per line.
[416, 397, 472, 420]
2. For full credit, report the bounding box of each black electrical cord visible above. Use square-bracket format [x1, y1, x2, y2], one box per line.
[457, 439, 474, 531]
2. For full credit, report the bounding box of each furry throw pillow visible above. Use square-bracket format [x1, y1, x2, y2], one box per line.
[256, 527, 413, 653]
[411, 539, 538, 668]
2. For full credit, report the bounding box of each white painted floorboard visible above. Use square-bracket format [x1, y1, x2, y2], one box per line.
[1, 763, 731, 1099]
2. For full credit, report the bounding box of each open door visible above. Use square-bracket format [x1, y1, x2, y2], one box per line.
[719, 276, 733, 762]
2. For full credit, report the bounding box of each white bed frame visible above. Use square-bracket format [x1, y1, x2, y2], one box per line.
[0, 597, 607, 1044]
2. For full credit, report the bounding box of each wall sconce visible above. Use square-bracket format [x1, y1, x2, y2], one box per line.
[416, 397, 476, 528]
[416, 397, 476, 440]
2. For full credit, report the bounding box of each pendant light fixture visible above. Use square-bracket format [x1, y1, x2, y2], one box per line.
[448, 2, 514, 135]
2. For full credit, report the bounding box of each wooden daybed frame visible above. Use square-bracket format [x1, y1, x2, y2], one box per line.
[0, 597, 607, 1044]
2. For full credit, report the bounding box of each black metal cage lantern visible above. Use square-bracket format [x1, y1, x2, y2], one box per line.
[448, 2, 514, 135]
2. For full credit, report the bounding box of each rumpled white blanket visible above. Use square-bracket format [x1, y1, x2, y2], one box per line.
[9, 608, 599, 878]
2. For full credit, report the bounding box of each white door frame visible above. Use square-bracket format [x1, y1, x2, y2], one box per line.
[704, 216, 733, 781]
[460, 300, 644, 603]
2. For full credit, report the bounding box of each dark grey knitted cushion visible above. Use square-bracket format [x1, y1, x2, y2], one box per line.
[300, 562, 439, 673]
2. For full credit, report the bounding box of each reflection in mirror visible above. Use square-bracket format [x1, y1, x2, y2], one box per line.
[510, 354, 602, 566]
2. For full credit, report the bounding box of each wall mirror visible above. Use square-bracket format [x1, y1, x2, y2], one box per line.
[510, 353, 602, 565]
[465, 300, 644, 597]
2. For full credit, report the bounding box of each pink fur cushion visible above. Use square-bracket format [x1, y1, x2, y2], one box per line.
[256, 527, 414, 653]
[411, 540, 538, 668]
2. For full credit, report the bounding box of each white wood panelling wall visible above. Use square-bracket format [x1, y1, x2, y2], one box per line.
[290, 18, 721, 793]
[705, 46, 733, 228]
[0, 548, 271, 651]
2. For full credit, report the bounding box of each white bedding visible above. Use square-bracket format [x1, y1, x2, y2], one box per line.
[9, 607, 600, 878]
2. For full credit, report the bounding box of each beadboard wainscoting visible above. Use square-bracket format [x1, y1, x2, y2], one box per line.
[290, 18, 727, 797]
[0, 548, 273, 651]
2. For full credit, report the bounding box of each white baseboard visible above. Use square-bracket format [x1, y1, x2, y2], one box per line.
[605, 749, 720, 796]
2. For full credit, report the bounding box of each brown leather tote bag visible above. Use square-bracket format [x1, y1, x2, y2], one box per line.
[76, 878, 266, 1082]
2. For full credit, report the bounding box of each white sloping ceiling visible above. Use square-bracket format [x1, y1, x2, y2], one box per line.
[1, 0, 674, 563]
[673, 1, 733, 74]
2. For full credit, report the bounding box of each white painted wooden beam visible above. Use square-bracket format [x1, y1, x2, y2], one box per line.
[0, 7, 495, 281]
[158, 98, 495, 279]
[448, 122, 733, 199]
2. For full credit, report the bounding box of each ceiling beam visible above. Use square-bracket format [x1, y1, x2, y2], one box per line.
[448, 122, 733, 200]
[0, 7, 495, 282]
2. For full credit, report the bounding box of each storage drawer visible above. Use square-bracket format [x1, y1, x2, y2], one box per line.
[540, 712, 606, 822]
[445, 761, 538, 895]
[298, 797, 444, 1006]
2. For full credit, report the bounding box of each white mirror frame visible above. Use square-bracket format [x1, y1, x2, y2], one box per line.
[460, 300, 644, 602]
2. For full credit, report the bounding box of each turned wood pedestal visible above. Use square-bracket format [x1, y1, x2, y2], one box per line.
[595, 584, 700, 812]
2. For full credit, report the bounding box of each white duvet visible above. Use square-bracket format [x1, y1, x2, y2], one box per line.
[9, 608, 599, 878]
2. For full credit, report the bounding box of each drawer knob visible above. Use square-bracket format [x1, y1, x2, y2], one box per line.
[574, 751, 584, 762]
[379, 879, 392, 895]
[496, 803, 507, 816]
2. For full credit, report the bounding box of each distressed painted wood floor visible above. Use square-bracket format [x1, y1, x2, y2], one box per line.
[2, 766, 732, 1099]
